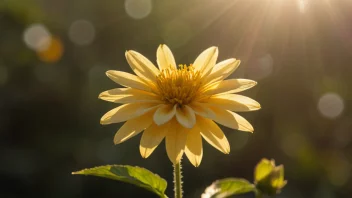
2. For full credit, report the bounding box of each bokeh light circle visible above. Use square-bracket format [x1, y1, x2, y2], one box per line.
[229, 132, 249, 151]
[37, 37, 64, 63]
[125, 0, 152, 19]
[318, 93, 344, 119]
[281, 132, 306, 158]
[68, 20, 96, 46]
[23, 24, 51, 52]
[247, 54, 274, 80]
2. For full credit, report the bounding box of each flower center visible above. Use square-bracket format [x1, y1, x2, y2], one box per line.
[155, 65, 202, 106]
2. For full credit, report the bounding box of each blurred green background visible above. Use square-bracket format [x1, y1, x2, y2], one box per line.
[0, 0, 351, 197]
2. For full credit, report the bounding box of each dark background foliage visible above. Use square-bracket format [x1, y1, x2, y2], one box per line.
[0, 0, 351, 197]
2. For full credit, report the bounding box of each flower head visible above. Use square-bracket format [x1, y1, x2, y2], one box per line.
[254, 158, 287, 195]
[99, 44, 260, 166]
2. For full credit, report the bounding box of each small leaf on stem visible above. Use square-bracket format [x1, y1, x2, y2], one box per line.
[73, 165, 168, 198]
[202, 178, 256, 198]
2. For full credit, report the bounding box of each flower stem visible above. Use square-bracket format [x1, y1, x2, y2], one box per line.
[255, 190, 263, 198]
[173, 161, 183, 198]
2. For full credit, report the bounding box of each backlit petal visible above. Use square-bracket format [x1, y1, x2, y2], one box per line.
[114, 111, 154, 144]
[205, 94, 261, 112]
[140, 123, 168, 158]
[211, 107, 254, 132]
[153, 104, 176, 125]
[165, 120, 188, 164]
[203, 79, 257, 95]
[197, 116, 230, 154]
[106, 70, 151, 91]
[99, 88, 161, 103]
[157, 44, 177, 70]
[125, 50, 160, 81]
[175, 105, 196, 129]
[204, 59, 240, 85]
[100, 103, 160, 125]
[193, 47, 218, 77]
[185, 125, 203, 167]
[189, 103, 216, 120]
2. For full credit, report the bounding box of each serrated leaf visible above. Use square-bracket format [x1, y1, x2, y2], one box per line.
[202, 178, 256, 198]
[73, 165, 167, 198]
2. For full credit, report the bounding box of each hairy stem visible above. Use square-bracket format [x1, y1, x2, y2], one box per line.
[173, 161, 183, 198]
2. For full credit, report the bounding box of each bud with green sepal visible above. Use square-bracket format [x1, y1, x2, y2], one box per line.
[254, 158, 287, 196]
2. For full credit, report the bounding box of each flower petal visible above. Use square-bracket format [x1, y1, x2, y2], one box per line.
[165, 119, 188, 164]
[100, 103, 160, 125]
[189, 102, 216, 119]
[106, 70, 151, 91]
[205, 94, 261, 112]
[197, 116, 230, 154]
[139, 123, 168, 158]
[99, 88, 161, 103]
[203, 79, 257, 95]
[204, 59, 241, 85]
[157, 44, 177, 70]
[185, 125, 203, 167]
[193, 47, 218, 77]
[153, 104, 176, 126]
[125, 50, 160, 81]
[175, 105, 196, 129]
[114, 111, 154, 144]
[210, 107, 254, 132]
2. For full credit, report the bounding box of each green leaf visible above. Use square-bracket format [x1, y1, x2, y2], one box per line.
[72, 165, 168, 198]
[202, 178, 256, 198]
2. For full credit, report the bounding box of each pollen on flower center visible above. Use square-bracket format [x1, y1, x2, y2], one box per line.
[155, 64, 202, 105]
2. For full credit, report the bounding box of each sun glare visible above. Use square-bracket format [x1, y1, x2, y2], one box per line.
[298, 0, 308, 13]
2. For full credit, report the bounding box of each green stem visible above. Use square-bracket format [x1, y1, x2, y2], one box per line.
[173, 161, 183, 198]
[255, 190, 263, 198]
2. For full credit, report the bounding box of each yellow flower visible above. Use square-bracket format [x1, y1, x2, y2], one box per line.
[99, 44, 260, 166]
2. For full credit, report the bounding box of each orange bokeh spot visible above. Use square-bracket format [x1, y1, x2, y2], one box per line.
[37, 37, 64, 63]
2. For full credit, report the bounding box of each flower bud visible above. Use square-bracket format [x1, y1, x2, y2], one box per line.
[254, 158, 287, 195]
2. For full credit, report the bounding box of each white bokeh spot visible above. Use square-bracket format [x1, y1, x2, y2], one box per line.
[318, 92, 344, 119]
[247, 54, 274, 80]
[68, 20, 96, 46]
[23, 24, 51, 52]
[125, 0, 152, 19]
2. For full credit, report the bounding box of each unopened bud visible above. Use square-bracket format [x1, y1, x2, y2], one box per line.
[254, 158, 287, 195]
